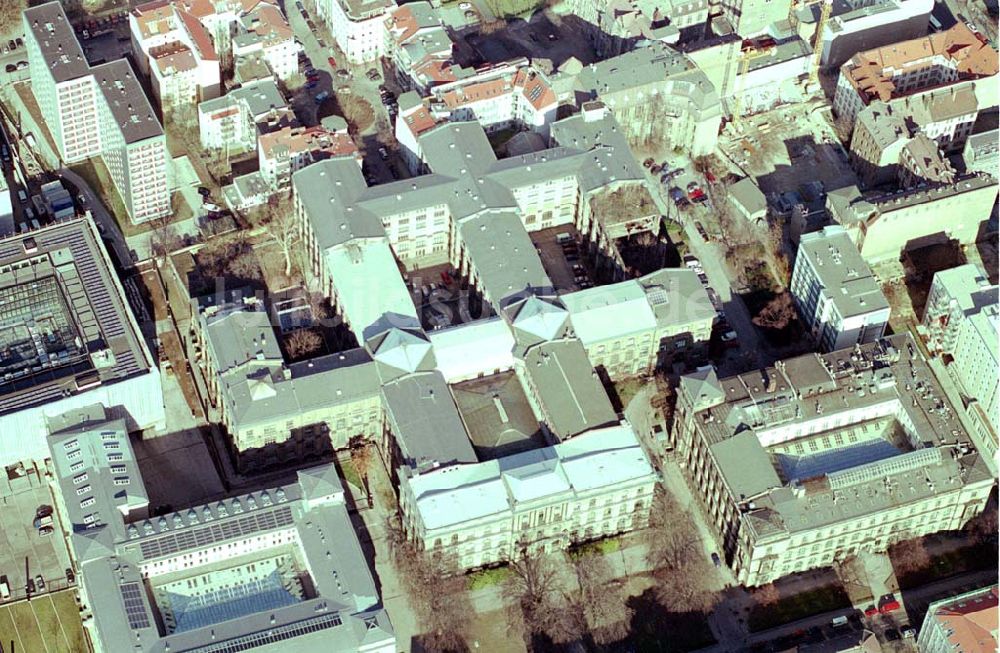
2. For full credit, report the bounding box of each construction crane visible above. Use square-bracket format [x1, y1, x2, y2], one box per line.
[731, 42, 776, 131]
[809, 0, 834, 85]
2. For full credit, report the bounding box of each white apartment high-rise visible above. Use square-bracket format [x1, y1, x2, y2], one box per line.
[923, 264, 999, 471]
[790, 225, 890, 352]
[25, 2, 171, 224]
[317, 0, 393, 64]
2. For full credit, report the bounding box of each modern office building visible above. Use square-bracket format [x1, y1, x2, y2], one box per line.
[917, 585, 998, 653]
[48, 405, 395, 653]
[0, 220, 164, 466]
[790, 226, 890, 351]
[672, 334, 994, 587]
[25, 2, 171, 224]
[399, 423, 658, 570]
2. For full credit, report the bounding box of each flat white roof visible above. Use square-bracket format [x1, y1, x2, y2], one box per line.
[428, 318, 515, 382]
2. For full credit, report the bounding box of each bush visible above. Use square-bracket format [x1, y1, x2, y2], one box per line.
[467, 566, 511, 590]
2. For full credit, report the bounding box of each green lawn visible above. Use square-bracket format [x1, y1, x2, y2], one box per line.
[748, 584, 851, 632]
[0, 590, 88, 653]
[68, 158, 148, 237]
[569, 535, 623, 559]
[337, 458, 364, 493]
[466, 566, 511, 591]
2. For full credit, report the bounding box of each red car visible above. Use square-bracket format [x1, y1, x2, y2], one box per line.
[328, 56, 336, 68]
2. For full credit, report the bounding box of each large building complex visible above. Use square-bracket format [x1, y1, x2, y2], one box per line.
[833, 23, 998, 124]
[25, 2, 171, 224]
[922, 264, 999, 472]
[790, 226, 890, 351]
[0, 219, 164, 466]
[672, 334, 994, 587]
[48, 404, 395, 653]
[399, 424, 659, 569]
[917, 585, 998, 653]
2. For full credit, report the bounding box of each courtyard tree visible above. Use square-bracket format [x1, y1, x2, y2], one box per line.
[572, 551, 633, 645]
[348, 436, 374, 508]
[383, 515, 472, 651]
[246, 191, 299, 280]
[752, 292, 797, 330]
[285, 328, 323, 359]
[504, 552, 584, 647]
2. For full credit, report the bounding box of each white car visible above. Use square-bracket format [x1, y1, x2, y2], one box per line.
[459, 2, 472, 8]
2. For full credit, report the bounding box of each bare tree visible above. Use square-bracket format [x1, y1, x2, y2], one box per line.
[247, 191, 298, 279]
[385, 515, 472, 651]
[573, 553, 633, 645]
[349, 436, 374, 508]
[286, 328, 323, 359]
[504, 553, 584, 646]
[890, 537, 931, 575]
[752, 292, 796, 330]
[643, 488, 718, 613]
[755, 583, 781, 607]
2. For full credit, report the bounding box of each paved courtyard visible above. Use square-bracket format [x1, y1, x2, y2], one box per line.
[0, 472, 73, 602]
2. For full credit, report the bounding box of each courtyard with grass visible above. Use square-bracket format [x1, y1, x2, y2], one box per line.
[0, 590, 88, 653]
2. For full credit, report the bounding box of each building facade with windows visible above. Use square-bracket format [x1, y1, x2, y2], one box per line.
[26, 2, 171, 224]
[47, 408, 395, 653]
[317, 0, 393, 64]
[399, 424, 658, 570]
[790, 225, 890, 351]
[671, 335, 994, 587]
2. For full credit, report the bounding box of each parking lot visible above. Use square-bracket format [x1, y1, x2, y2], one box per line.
[0, 471, 73, 603]
[530, 226, 593, 292]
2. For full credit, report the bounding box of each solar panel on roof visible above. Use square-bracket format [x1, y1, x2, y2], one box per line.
[120, 582, 151, 629]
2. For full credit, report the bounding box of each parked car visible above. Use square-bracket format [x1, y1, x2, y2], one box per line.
[26, 577, 35, 594]
[66, 568, 75, 584]
[378, 146, 389, 160]
[4, 63, 14, 73]
[34, 575, 44, 591]
[711, 552, 721, 567]
[695, 221, 709, 241]
[366, 68, 381, 81]
[16, 61, 27, 70]
[327, 56, 336, 68]
[459, 1, 472, 7]
[314, 91, 329, 104]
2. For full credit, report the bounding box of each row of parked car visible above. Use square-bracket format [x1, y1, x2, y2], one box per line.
[685, 256, 736, 345]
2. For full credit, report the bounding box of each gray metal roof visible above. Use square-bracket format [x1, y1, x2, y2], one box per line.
[203, 306, 283, 375]
[459, 210, 554, 307]
[92, 60, 164, 143]
[0, 219, 152, 416]
[24, 1, 90, 82]
[381, 370, 477, 472]
[796, 226, 889, 319]
[292, 158, 380, 250]
[709, 431, 781, 499]
[48, 405, 147, 546]
[728, 177, 768, 217]
[221, 348, 380, 430]
[521, 338, 617, 439]
[201, 78, 288, 119]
